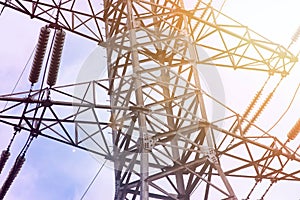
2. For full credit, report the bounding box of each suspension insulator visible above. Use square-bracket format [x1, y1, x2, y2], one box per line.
[292, 26, 300, 43]
[287, 119, 300, 140]
[232, 90, 263, 133]
[0, 150, 10, 174]
[0, 155, 25, 200]
[243, 91, 262, 119]
[47, 29, 66, 86]
[29, 26, 51, 84]
[243, 92, 273, 135]
[251, 92, 274, 123]
[252, 92, 273, 121]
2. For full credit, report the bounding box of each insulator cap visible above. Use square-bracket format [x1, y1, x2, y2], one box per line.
[0, 155, 25, 199]
[29, 26, 51, 84]
[47, 29, 66, 86]
[287, 119, 300, 140]
[0, 150, 10, 174]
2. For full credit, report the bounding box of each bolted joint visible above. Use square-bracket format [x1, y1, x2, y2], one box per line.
[201, 146, 215, 156]
[201, 146, 219, 166]
[143, 137, 155, 151]
[208, 154, 219, 166]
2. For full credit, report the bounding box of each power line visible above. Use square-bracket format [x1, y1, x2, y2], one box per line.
[1, 47, 36, 110]
[80, 160, 107, 200]
[267, 82, 300, 132]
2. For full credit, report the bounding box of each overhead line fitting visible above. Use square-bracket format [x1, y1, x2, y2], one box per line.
[0, 126, 21, 175]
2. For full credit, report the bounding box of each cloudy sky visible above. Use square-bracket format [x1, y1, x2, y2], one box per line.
[1, 0, 300, 199]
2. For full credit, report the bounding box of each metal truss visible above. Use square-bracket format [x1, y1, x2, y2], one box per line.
[1, 79, 300, 199]
[0, 81, 113, 157]
[0, 0, 300, 200]
[0, 0, 297, 75]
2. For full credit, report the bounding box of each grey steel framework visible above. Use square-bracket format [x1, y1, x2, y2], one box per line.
[0, 0, 299, 200]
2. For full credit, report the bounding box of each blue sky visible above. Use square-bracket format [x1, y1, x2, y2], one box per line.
[1, 0, 300, 199]
[0, 6, 114, 200]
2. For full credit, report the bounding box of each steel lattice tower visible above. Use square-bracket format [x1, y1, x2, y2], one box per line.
[0, 0, 300, 199]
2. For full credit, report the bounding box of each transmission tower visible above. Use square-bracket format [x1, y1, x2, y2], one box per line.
[0, 0, 299, 200]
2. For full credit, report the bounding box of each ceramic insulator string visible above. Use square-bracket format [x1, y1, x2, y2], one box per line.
[292, 26, 300, 43]
[232, 77, 270, 134]
[232, 91, 263, 133]
[0, 150, 10, 174]
[47, 29, 66, 87]
[243, 92, 274, 135]
[0, 155, 25, 200]
[29, 26, 51, 84]
[243, 91, 262, 119]
[287, 118, 300, 140]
